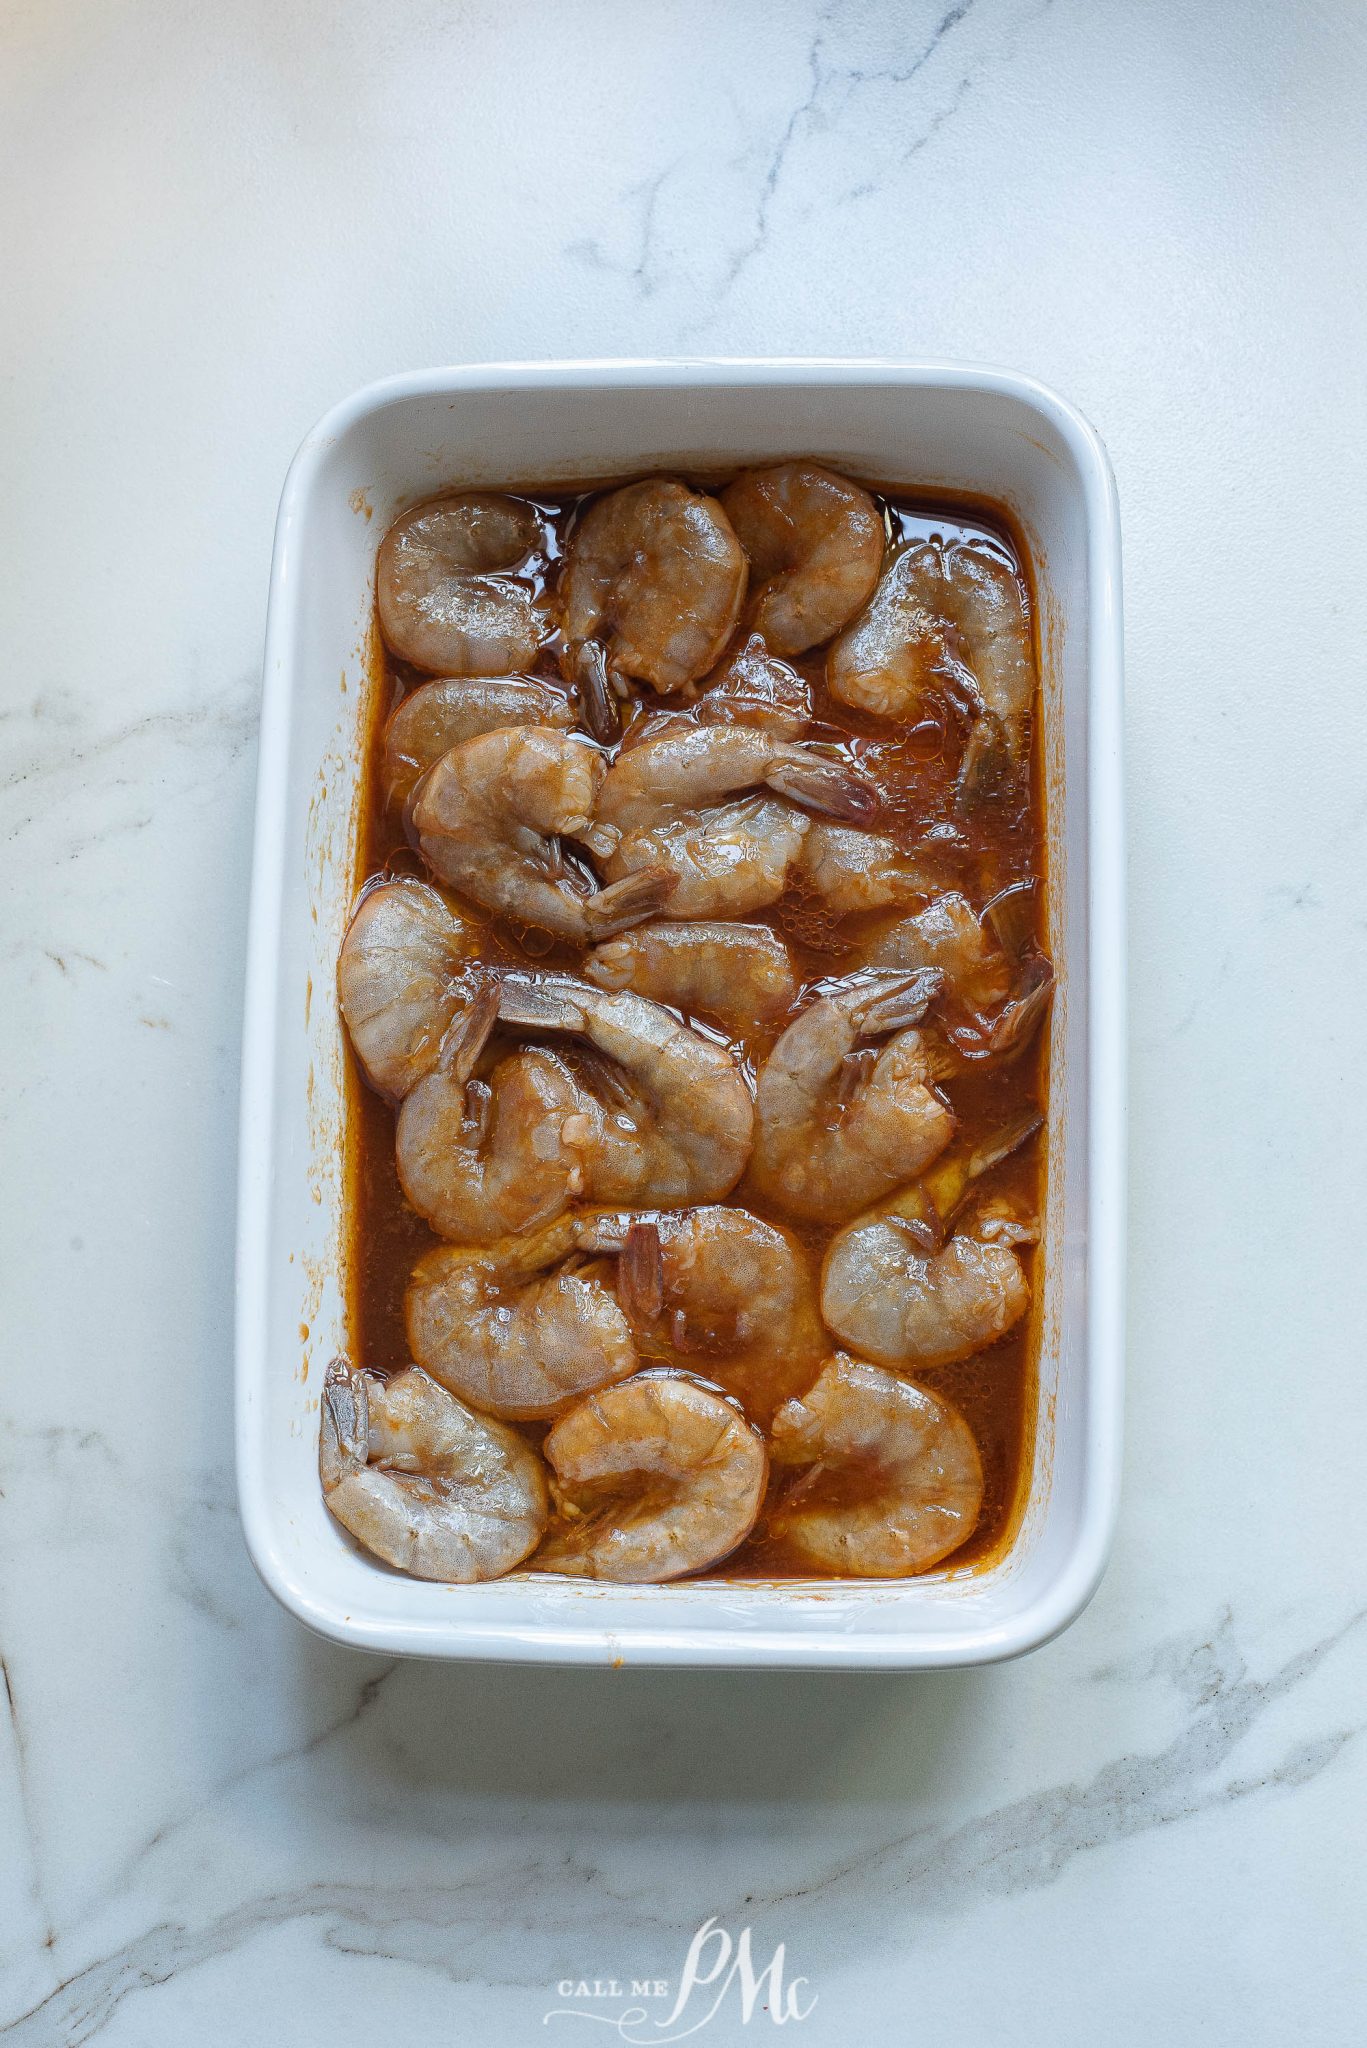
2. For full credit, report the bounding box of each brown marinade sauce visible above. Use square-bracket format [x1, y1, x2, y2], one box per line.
[343, 481, 1048, 1580]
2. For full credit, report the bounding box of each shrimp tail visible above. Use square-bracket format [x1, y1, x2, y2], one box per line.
[582, 866, 678, 938]
[983, 880, 1037, 960]
[850, 967, 945, 1037]
[620, 1220, 665, 1323]
[569, 640, 622, 745]
[986, 957, 1055, 1057]
[768, 755, 880, 823]
[956, 713, 1017, 806]
[945, 955, 1055, 1064]
[496, 976, 590, 1035]
[320, 1358, 369, 1488]
[965, 1106, 1044, 1182]
[436, 975, 501, 1083]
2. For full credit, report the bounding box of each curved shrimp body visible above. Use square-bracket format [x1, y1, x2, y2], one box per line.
[828, 539, 1035, 781]
[722, 462, 884, 655]
[536, 1373, 767, 1581]
[383, 675, 573, 810]
[581, 1207, 825, 1423]
[561, 479, 747, 694]
[320, 1361, 548, 1582]
[496, 976, 754, 1209]
[406, 1218, 637, 1421]
[751, 972, 955, 1223]
[590, 722, 878, 920]
[377, 493, 547, 675]
[859, 895, 1055, 1064]
[412, 726, 673, 940]
[796, 822, 948, 917]
[858, 893, 1013, 1012]
[584, 921, 798, 1039]
[696, 633, 813, 739]
[337, 877, 485, 1100]
[820, 1210, 1031, 1369]
[768, 1355, 982, 1576]
[396, 1028, 601, 1245]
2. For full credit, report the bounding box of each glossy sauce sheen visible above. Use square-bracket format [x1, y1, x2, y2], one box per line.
[344, 484, 1049, 1579]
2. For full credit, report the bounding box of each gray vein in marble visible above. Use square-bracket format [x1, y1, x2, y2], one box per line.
[4, 1607, 1358, 2045]
[714, 0, 985, 298]
[81, 1659, 404, 1932]
[747, 1608, 1361, 1925]
[571, 161, 682, 299]
[163, 1470, 247, 1635]
[0, 1658, 58, 1974]
[0, 676, 258, 847]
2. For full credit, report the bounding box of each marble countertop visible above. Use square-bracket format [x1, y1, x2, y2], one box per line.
[3, 1, 1364, 2041]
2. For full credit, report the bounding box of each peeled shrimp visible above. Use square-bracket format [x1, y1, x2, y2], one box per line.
[561, 478, 747, 696]
[580, 1208, 825, 1424]
[858, 893, 1013, 1012]
[768, 1355, 982, 1576]
[588, 721, 878, 920]
[336, 877, 485, 1100]
[828, 538, 1035, 788]
[383, 675, 572, 809]
[696, 633, 812, 739]
[406, 1217, 636, 1420]
[496, 976, 753, 1208]
[320, 1360, 548, 1582]
[722, 462, 884, 655]
[820, 1111, 1041, 1367]
[377, 493, 547, 675]
[395, 992, 600, 1242]
[821, 1212, 1032, 1369]
[585, 921, 798, 1039]
[751, 971, 954, 1223]
[859, 1110, 1042, 1256]
[535, 1373, 767, 1581]
[857, 892, 1055, 1059]
[796, 821, 948, 916]
[412, 726, 673, 940]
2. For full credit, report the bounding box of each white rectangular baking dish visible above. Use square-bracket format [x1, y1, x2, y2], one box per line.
[236, 359, 1124, 1668]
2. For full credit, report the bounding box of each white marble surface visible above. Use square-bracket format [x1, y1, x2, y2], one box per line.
[2, 1, 1365, 2041]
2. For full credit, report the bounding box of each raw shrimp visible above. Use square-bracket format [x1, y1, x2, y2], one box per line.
[395, 990, 601, 1243]
[767, 1355, 982, 1576]
[535, 1373, 767, 1581]
[751, 971, 955, 1223]
[858, 893, 1013, 1012]
[821, 1214, 1033, 1369]
[406, 1217, 637, 1420]
[560, 478, 747, 696]
[496, 976, 753, 1208]
[377, 493, 547, 675]
[584, 921, 798, 1039]
[412, 726, 674, 941]
[336, 877, 486, 1100]
[862, 1110, 1042, 1255]
[383, 675, 573, 809]
[796, 821, 949, 916]
[820, 1112, 1041, 1369]
[696, 633, 813, 739]
[588, 721, 878, 920]
[828, 538, 1035, 790]
[580, 1208, 825, 1423]
[320, 1360, 548, 1582]
[722, 462, 884, 655]
[858, 893, 1055, 1059]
